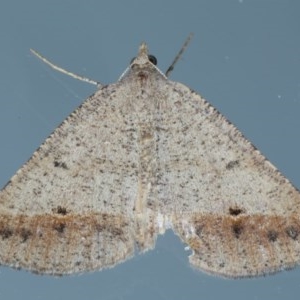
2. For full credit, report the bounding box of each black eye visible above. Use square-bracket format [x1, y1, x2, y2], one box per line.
[129, 55, 157, 65]
[148, 55, 157, 65]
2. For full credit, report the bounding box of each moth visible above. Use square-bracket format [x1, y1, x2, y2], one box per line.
[1, 35, 299, 278]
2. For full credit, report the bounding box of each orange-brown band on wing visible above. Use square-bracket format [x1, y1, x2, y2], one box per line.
[173, 213, 300, 278]
[0, 213, 134, 275]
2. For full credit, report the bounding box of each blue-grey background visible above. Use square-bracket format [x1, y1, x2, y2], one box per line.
[1, 1, 300, 299]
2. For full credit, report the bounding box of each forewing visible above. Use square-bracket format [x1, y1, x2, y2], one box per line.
[0, 82, 144, 275]
[157, 81, 300, 278]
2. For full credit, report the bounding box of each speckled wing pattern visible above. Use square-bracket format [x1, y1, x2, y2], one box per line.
[0, 44, 300, 277]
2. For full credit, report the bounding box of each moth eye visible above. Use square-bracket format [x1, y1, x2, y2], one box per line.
[148, 55, 157, 65]
[130, 55, 157, 66]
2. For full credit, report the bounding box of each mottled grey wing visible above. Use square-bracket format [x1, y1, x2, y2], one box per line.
[2, 47, 300, 278]
[0, 81, 158, 275]
[156, 81, 300, 278]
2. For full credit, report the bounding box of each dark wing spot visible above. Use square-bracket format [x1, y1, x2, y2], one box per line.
[53, 161, 68, 169]
[0, 227, 13, 239]
[286, 226, 299, 240]
[232, 223, 243, 239]
[52, 206, 68, 215]
[195, 225, 203, 237]
[229, 207, 244, 216]
[53, 222, 66, 234]
[109, 227, 124, 237]
[56, 206, 68, 215]
[267, 230, 278, 242]
[20, 228, 32, 242]
[226, 160, 240, 170]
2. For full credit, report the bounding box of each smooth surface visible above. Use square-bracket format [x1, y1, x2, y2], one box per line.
[0, 0, 300, 299]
